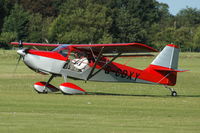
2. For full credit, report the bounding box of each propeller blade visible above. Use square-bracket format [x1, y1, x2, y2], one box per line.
[13, 40, 26, 74]
[13, 55, 22, 73]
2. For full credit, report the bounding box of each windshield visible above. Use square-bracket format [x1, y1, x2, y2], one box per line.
[52, 44, 70, 57]
[52, 44, 70, 52]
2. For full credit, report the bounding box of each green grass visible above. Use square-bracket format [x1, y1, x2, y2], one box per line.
[0, 50, 200, 133]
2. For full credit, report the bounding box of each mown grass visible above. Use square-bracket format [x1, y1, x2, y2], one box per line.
[0, 50, 200, 133]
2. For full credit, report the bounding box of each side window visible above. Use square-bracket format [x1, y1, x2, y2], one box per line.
[69, 52, 78, 60]
[59, 49, 68, 57]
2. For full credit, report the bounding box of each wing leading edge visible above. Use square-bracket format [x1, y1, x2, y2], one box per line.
[71, 43, 158, 54]
[11, 42, 60, 47]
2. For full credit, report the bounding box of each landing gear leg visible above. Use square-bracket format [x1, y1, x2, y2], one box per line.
[164, 85, 177, 97]
[61, 71, 68, 83]
[43, 75, 55, 93]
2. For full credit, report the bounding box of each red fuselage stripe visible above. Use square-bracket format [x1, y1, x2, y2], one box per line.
[28, 49, 67, 61]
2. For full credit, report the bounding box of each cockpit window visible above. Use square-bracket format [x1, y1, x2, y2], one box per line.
[59, 49, 68, 57]
[52, 44, 70, 57]
[52, 44, 69, 52]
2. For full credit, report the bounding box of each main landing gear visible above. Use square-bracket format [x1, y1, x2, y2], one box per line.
[33, 75, 59, 93]
[33, 74, 86, 95]
[164, 85, 177, 97]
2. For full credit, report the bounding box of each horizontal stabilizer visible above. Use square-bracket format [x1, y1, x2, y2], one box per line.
[149, 65, 189, 72]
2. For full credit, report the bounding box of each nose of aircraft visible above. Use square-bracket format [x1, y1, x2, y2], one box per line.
[17, 49, 26, 56]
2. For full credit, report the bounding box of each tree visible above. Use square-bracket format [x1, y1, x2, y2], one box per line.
[0, 32, 17, 48]
[112, 7, 147, 43]
[0, 0, 16, 32]
[193, 26, 200, 51]
[152, 27, 175, 49]
[2, 4, 30, 40]
[0, 0, 6, 32]
[156, 2, 173, 28]
[127, 0, 160, 27]
[18, 0, 63, 17]
[109, 0, 161, 44]
[174, 27, 194, 50]
[176, 7, 200, 28]
[27, 13, 46, 42]
[49, 0, 112, 44]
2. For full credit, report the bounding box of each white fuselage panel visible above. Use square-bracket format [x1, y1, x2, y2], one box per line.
[23, 54, 66, 74]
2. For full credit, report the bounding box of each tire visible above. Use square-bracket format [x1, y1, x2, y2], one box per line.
[171, 91, 177, 97]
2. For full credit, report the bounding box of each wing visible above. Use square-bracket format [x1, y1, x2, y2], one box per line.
[71, 43, 158, 54]
[71, 43, 158, 81]
[11, 42, 157, 53]
[10, 42, 60, 50]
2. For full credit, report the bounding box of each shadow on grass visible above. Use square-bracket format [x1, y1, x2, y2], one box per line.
[85, 92, 200, 98]
[46, 91, 200, 98]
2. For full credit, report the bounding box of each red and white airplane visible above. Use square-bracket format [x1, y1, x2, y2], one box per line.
[11, 41, 188, 96]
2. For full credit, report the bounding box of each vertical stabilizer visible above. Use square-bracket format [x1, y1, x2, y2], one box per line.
[151, 44, 179, 69]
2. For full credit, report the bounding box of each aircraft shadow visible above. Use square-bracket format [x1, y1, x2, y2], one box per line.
[86, 92, 200, 98]
[86, 92, 169, 98]
[51, 91, 200, 98]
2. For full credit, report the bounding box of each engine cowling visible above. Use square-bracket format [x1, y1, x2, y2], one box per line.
[59, 82, 86, 95]
[34, 82, 59, 93]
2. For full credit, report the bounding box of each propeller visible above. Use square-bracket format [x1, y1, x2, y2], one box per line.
[13, 40, 26, 73]
[13, 54, 22, 73]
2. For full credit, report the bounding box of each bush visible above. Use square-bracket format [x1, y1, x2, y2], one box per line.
[0, 32, 17, 49]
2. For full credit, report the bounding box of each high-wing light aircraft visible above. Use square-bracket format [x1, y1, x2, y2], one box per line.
[11, 41, 188, 96]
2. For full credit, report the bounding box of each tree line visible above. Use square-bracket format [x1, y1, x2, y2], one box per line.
[0, 0, 200, 51]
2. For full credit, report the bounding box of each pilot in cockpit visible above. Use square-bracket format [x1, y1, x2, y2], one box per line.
[71, 52, 89, 72]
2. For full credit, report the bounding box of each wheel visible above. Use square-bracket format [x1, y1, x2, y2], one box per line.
[171, 91, 177, 97]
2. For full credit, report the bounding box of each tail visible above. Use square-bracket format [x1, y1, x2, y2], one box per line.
[144, 44, 188, 86]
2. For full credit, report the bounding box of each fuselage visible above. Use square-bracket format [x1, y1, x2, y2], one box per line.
[17, 44, 180, 86]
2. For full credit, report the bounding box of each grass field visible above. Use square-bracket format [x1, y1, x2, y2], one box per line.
[0, 50, 200, 133]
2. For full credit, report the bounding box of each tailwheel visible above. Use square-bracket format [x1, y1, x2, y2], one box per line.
[171, 91, 177, 97]
[164, 85, 178, 97]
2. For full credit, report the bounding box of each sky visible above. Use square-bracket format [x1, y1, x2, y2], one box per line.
[157, 0, 200, 15]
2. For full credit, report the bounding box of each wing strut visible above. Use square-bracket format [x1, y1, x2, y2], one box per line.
[86, 47, 104, 80]
[89, 45, 96, 61]
[86, 48, 122, 81]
